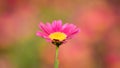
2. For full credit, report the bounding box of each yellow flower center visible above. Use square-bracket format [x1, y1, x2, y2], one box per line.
[49, 32, 67, 41]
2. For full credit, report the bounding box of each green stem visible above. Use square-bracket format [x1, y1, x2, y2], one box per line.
[54, 46, 59, 68]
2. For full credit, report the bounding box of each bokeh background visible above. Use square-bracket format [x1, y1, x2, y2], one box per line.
[0, 0, 120, 68]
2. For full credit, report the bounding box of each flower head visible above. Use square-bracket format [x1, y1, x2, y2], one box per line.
[36, 20, 80, 47]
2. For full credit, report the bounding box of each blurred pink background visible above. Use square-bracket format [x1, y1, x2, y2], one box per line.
[0, 0, 120, 68]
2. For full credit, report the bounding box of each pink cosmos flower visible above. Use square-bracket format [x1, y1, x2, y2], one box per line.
[36, 20, 80, 46]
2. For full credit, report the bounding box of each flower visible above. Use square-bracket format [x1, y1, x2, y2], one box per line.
[36, 20, 80, 46]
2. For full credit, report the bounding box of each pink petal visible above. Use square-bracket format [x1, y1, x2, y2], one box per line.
[45, 39, 52, 42]
[36, 31, 42, 37]
[66, 24, 76, 34]
[52, 20, 63, 32]
[52, 20, 57, 32]
[36, 31, 48, 39]
[61, 23, 69, 32]
[39, 22, 50, 35]
[46, 22, 53, 33]
[68, 28, 80, 37]
[61, 23, 75, 34]
[56, 20, 62, 31]
[69, 24, 76, 31]
[66, 29, 80, 39]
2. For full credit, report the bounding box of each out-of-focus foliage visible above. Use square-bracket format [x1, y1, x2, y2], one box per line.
[0, 0, 120, 68]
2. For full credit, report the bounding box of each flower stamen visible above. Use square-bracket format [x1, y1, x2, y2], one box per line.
[49, 32, 67, 41]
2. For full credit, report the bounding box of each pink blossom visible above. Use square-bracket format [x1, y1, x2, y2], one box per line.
[36, 20, 80, 46]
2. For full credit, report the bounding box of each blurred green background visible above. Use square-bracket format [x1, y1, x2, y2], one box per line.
[0, 0, 120, 68]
